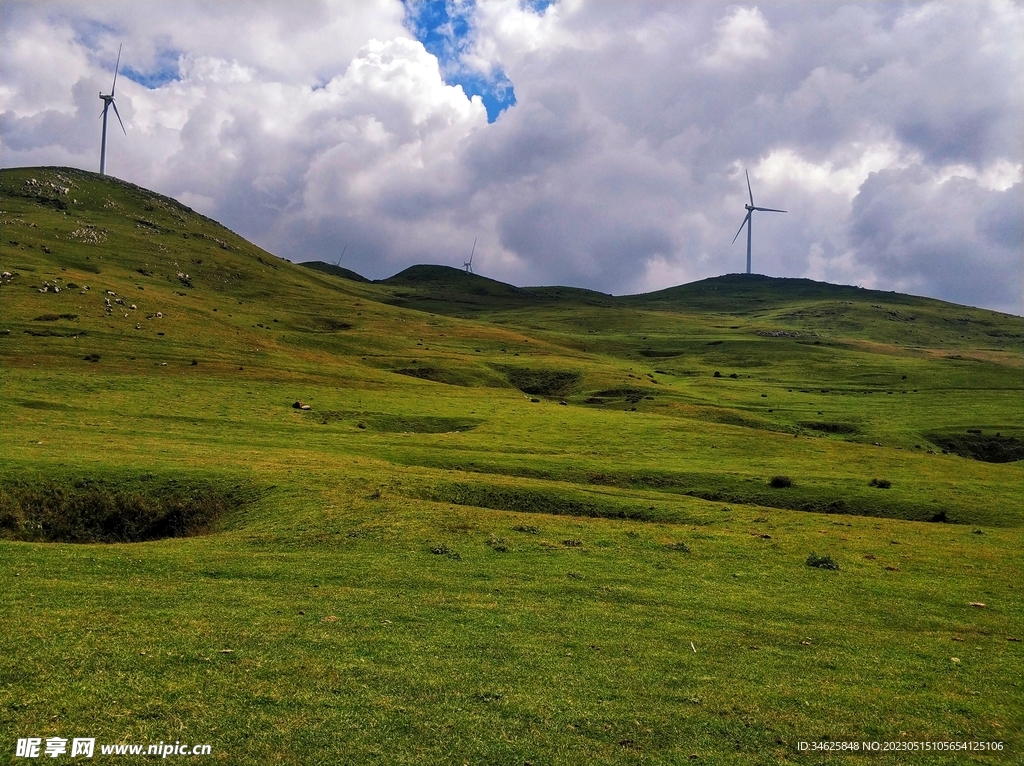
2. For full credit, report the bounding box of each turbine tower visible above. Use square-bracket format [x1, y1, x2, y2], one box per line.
[99, 44, 126, 176]
[731, 170, 786, 275]
[463, 237, 477, 274]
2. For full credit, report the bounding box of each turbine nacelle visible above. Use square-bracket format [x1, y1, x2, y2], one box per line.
[463, 237, 477, 274]
[98, 45, 126, 175]
[732, 170, 786, 275]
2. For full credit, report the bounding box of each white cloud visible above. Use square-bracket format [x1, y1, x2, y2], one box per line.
[1, 0, 1021, 313]
[935, 159, 1022, 192]
[702, 6, 773, 69]
[753, 141, 912, 199]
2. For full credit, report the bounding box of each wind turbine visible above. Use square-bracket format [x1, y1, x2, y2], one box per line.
[731, 170, 786, 275]
[463, 237, 477, 274]
[98, 44, 126, 176]
[335, 244, 347, 267]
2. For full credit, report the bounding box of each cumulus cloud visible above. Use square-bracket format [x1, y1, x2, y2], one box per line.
[1, 0, 1021, 313]
[701, 6, 774, 69]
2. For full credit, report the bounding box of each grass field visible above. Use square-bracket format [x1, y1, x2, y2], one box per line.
[1, 166, 1022, 764]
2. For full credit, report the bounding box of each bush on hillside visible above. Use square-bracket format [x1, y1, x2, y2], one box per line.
[806, 552, 839, 570]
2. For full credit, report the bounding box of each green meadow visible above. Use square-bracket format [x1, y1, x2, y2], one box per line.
[1, 167, 1021, 764]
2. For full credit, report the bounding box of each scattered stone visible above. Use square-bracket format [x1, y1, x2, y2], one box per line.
[968, 602, 986, 608]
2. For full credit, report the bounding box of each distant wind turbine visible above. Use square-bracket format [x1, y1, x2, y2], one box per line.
[98, 44, 127, 176]
[731, 170, 786, 275]
[335, 244, 347, 267]
[463, 237, 477, 274]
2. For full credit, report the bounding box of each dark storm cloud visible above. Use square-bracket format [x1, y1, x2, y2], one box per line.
[850, 167, 1022, 308]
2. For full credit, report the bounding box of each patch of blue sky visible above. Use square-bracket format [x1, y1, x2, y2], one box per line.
[120, 46, 182, 89]
[122, 62, 179, 90]
[522, 0, 554, 12]
[402, 0, 531, 122]
[71, 17, 120, 52]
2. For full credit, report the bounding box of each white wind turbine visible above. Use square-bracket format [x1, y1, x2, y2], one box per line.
[463, 237, 477, 274]
[732, 170, 786, 274]
[98, 44, 126, 176]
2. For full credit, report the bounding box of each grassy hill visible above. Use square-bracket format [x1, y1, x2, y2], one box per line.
[1, 167, 1022, 764]
[301, 260, 372, 283]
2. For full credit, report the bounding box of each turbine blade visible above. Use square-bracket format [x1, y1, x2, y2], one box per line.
[753, 207, 786, 213]
[469, 236, 477, 265]
[731, 212, 751, 244]
[111, 100, 126, 135]
[111, 43, 122, 96]
[745, 169, 754, 206]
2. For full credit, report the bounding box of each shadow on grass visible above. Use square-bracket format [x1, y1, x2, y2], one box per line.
[401, 461, 996, 526]
[419, 482, 689, 524]
[0, 471, 261, 543]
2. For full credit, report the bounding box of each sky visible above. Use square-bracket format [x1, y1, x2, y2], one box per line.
[1, 1, 1021, 313]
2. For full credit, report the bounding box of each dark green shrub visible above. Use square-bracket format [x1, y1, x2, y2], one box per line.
[769, 475, 793, 488]
[429, 544, 460, 559]
[806, 552, 839, 570]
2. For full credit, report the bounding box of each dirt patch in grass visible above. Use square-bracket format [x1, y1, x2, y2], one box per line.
[699, 408, 787, 432]
[638, 349, 685, 358]
[299, 317, 354, 332]
[24, 329, 85, 337]
[584, 387, 649, 405]
[494, 365, 582, 398]
[393, 366, 475, 387]
[421, 482, 677, 523]
[15, 400, 73, 411]
[0, 472, 259, 543]
[926, 431, 1024, 463]
[799, 421, 860, 435]
[367, 415, 482, 433]
[314, 410, 482, 433]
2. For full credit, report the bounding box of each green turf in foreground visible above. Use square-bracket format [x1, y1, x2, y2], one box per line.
[1, 167, 1021, 764]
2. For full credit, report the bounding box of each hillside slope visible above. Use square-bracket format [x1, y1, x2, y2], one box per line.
[2, 167, 1023, 764]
